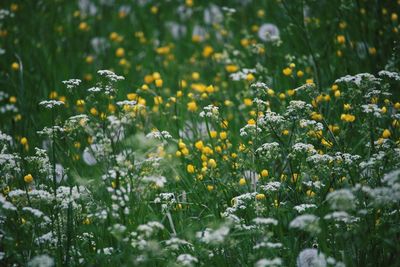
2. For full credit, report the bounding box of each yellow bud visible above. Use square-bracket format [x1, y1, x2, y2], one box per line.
[24, 174, 33, 183]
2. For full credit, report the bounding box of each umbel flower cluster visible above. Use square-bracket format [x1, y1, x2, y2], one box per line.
[1, 0, 400, 266]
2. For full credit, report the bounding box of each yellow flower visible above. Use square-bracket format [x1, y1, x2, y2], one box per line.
[261, 169, 269, 178]
[311, 112, 323, 121]
[210, 131, 217, 138]
[207, 185, 214, 191]
[244, 98, 252, 106]
[239, 178, 246, 186]
[321, 138, 333, 148]
[202, 45, 213, 57]
[11, 62, 19, 71]
[195, 140, 204, 150]
[219, 131, 227, 140]
[24, 174, 33, 183]
[225, 64, 239, 73]
[297, 70, 304, 77]
[340, 114, 356, 122]
[192, 72, 200, 80]
[187, 164, 195, 173]
[247, 119, 256, 125]
[20, 137, 28, 145]
[306, 190, 316, 197]
[391, 13, 398, 22]
[187, 101, 198, 112]
[206, 85, 215, 94]
[336, 35, 346, 44]
[9, 96, 17, 103]
[382, 129, 391, 139]
[246, 73, 255, 81]
[282, 67, 292, 76]
[78, 22, 89, 31]
[255, 193, 266, 200]
[76, 99, 85, 106]
[208, 159, 217, 168]
[155, 79, 163, 87]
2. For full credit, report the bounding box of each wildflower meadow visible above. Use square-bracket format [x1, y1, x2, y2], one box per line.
[1, 0, 400, 266]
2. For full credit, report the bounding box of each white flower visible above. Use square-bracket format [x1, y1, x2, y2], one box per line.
[326, 189, 356, 211]
[289, 214, 320, 234]
[378, 70, 400, 81]
[142, 175, 167, 188]
[260, 182, 281, 192]
[258, 23, 280, 42]
[255, 257, 283, 267]
[334, 73, 380, 86]
[39, 100, 65, 109]
[0, 195, 17, 211]
[199, 104, 219, 118]
[230, 68, 256, 81]
[137, 221, 164, 237]
[324, 211, 358, 223]
[97, 69, 125, 82]
[294, 204, 317, 213]
[177, 254, 198, 267]
[296, 249, 326, 267]
[196, 225, 230, 244]
[204, 4, 223, 25]
[252, 217, 278, 226]
[62, 79, 81, 89]
[165, 21, 187, 39]
[28, 254, 54, 267]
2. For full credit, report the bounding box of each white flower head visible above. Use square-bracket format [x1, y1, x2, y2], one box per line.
[296, 249, 326, 267]
[258, 23, 280, 42]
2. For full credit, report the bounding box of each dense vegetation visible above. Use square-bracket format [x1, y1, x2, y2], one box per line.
[0, 1, 400, 266]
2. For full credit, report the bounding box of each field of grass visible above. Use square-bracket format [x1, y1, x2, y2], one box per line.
[1, 0, 400, 266]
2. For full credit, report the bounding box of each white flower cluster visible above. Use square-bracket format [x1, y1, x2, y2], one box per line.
[378, 70, 400, 81]
[361, 104, 383, 118]
[251, 82, 269, 90]
[240, 124, 262, 137]
[196, 225, 230, 244]
[142, 175, 167, 188]
[164, 237, 193, 251]
[289, 214, 320, 234]
[326, 189, 356, 211]
[97, 70, 125, 82]
[146, 130, 172, 140]
[296, 249, 326, 267]
[258, 111, 285, 125]
[62, 79, 81, 89]
[293, 204, 317, 213]
[199, 104, 219, 118]
[27, 254, 54, 267]
[230, 68, 256, 81]
[256, 142, 280, 158]
[224, 192, 257, 215]
[285, 101, 312, 118]
[137, 221, 165, 238]
[323, 211, 358, 224]
[252, 217, 278, 226]
[255, 257, 283, 267]
[334, 73, 380, 86]
[260, 182, 281, 192]
[299, 119, 324, 131]
[290, 143, 317, 158]
[176, 254, 198, 266]
[39, 100, 65, 109]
